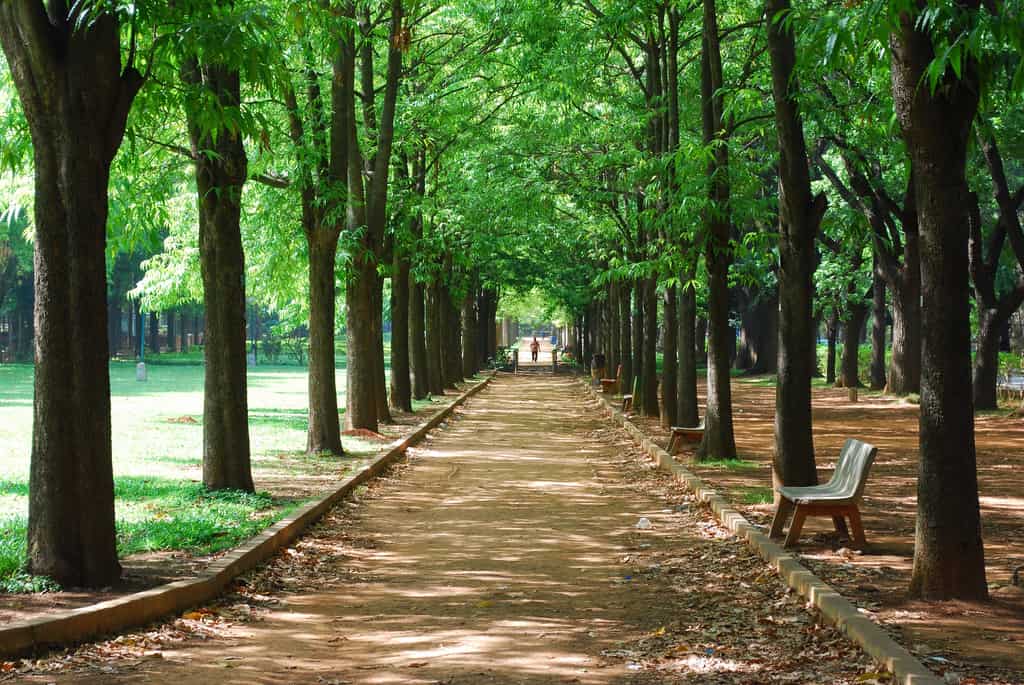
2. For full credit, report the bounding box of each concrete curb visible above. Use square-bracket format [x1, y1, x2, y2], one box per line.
[0, 374, 495, 657]
[580, 380, 940, 685]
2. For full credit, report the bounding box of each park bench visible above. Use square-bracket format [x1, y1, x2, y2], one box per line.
[600, 364, 622, 394]
[621, 376, 639, 413]
[666, 421, 705, 455]
[769, 438, 878, 549]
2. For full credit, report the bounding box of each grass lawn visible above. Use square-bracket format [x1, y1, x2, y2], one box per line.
[0, 358, 389, 592]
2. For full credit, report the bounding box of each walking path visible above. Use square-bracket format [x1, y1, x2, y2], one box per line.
[17, 374, 879, 684]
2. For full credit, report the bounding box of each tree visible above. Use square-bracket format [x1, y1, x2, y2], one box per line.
[766, 0, 825, 488]
[0, 0, 143, 585]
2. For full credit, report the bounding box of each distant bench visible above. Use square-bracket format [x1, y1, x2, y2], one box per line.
[666, 422, 705, 455]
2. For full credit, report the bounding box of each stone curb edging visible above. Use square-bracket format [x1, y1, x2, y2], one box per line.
[580, 380, 941, 685]
[0, 374, 496, 658]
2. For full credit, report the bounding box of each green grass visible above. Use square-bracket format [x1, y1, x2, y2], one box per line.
[691, 457, 760, 470]
[738, 486, 774, 505]
[0, 359, 380, 592]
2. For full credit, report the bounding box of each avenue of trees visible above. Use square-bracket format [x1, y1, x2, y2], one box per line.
[0, 0, 1021, 604]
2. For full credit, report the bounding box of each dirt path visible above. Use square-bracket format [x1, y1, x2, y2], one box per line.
[13, 374, 879, 684]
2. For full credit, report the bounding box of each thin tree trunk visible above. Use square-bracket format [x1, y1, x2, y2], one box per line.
[462, 291, 477, 378]
[631, 280, 643, 394]
[607, 281, 620, 377]
[390, 257, 413, 413]
[838, 302, 868, 388]
[426, 281, 445, 395]
[410, 275, 429, 399]
[619, 281, 633, 392]
[892, 10, 987, 600]
[677, 278, 699, 426]
[148, 311, 160, 354]
[887, 258, 922, 395]
[870, 269, 887, 390]
[372, 274, 392, 423]
[825, 312, 838, 385]
[662, 284, 678, 428]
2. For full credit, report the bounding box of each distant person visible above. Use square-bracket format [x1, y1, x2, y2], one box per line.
[530, 336, 540, 362]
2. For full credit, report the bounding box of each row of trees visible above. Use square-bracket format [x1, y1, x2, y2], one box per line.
[1, 0, 1020, 605]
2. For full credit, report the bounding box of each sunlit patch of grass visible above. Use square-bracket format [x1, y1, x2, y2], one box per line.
[738, 486, 774, 505]
[693, 457, 760, 470]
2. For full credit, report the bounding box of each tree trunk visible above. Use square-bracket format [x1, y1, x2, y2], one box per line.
[695, 317, 708, 364]
[372, 274, 392, 423]
[825, 312, 838, 385]
[973, 308, 1001, 410]
[641, 277, 659, 418]
[0, 5, 143, 585]
[887, 258, 922, 395]
[147, 311, 159, 354]
[607, 281, 620, 378]
[619, 281, 633, 392]
[462, 291, 477, 378]
[442, 284, 461, 388]
[108, 298, 121, 358]
[892, 11, 987, 600]
[870, 270, 887, 390]
[186, 61, 254, 492]
[345, 258, 379, 431]
[425, 281, 445, 395]
[698, 0, 736, 460]
[631, 280, 643, 394]
[677, 279, 699, 426]
[766, 0, 825, 487]
[307, 231, 344, 453]
[409, 275, 429, 400]
[662, 284, 678, 427]
[735, 290, 778, 374]
[390, 257, 413, 413]
[838, 302, 868, 388]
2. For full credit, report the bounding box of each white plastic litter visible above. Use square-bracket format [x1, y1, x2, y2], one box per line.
[635, 517, 652, 530]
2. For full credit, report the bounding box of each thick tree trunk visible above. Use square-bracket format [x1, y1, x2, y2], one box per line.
[619, 281, 633, 392]
[425, 282, 445, 395]
[767, 0, 824, 487]
[661, 284, 678, 428]
[409, 276, 429, 400]
[442, 285, 461, 388]
[735, 290, 778, 374]
[838, 302, 868, 388]
[307, 232, 343, 453]
[390, 258, 413, 413]
[677, 280, 699, 426]
[0, 5, 143, 584]
[892, 12, 987, 600]
[695, 317, 708, 364]
[973, 308, 1001, 410]
[187, 62, 254, 492]
[462, 292, 477, 378]
[345, 259, 380, 431]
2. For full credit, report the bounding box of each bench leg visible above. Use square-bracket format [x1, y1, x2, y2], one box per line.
[832, 515, 849, 538]
[784, 504, 808, 548]
[667, 433, 681, 456]
[769, 498, 794, 539]
[847, 506, 867, 549]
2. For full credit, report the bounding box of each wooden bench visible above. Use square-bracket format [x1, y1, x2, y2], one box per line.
[667, 422, 705, 455]
[769, 438, 878, 549]
[621, 376, 639, 413]
[600, 364, 622, 394]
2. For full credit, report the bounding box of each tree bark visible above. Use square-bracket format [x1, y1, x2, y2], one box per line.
[372, 274, 392, 422]
[185, 59, 254, 492]
[677, 278, 699, 426]
[409, 275, 429, 399]
[390, 256, 413, 413]
[461, 291, 477, 378]
[838, 302, 868, 388]
[345, 260, 380, 431]
[698, 0, 736, 460]
[607, 281, 620, 378]
[735, 289, 778, 374]
[0, 3, 143, 586]
[891, 9, 987, 600]
[442, 283, 462, 388]
[870, 269, 887, 390]
[825, 312, 838, 385]
[886, 249, 921, 395]
[619, 281, 633, 392]
[661, 284, 678, 428]
[766, 0, 825, 487]
[148, 311, 160, 354]
[426, 281, 445, 395]
[307, 230, 344, 452]
[631, 280, 643, 395]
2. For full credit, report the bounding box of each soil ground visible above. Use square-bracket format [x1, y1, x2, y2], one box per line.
[617, 375, 1024, 684]
[5, 374, 887, 684]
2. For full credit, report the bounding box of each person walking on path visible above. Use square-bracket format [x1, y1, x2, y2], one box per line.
[530, 336, 540, 362]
